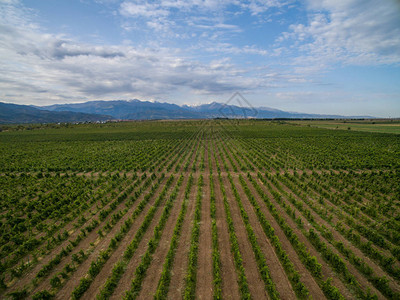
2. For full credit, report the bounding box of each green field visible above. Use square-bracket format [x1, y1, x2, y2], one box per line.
[1, 120, 399, 300]
[288, 119, 400, 134]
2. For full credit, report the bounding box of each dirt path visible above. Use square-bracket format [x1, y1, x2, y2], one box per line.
[81, 178, 171, 300]
[165, 133, 207, 299]
[105, 177, 178, 300]
[110, 137, 201, 299]
[196, 143, 213, 299]
[242, 175, 327, 299]
[213, 172, 241, 299]
[254, 174, 353, 299]
[195, 142, 213, 299]
[232, 175, 297, 300]
[135, 174, 191, 299]
[220, 174, 268, 299]
[167, 174, 198, 299]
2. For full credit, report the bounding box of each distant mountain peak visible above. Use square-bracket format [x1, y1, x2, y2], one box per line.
[0, 99, 374, 124]
[0, 102, 112, 124]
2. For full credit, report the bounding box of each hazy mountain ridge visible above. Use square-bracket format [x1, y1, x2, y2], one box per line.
[0, 99, 373, 124]
[40, 99, 372, 119]
[0, 102, 112, 124]
[39, 100, 203, 119]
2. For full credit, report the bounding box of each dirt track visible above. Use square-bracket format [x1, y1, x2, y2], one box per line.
[3, 122, 397, 300]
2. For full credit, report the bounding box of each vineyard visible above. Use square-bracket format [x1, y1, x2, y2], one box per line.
[0, 119, 399, 300]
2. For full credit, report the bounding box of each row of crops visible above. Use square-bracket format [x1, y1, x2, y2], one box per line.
[0, 120, 399, 299]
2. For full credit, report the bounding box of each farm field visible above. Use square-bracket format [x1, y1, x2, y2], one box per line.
[0, 119, 399, 300]
[287, 119, 400, 135]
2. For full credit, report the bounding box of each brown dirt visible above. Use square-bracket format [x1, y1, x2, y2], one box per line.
[242, 175, 326, 299]
[7, 176, 136, 294]
[195, 163, 213, 300]
[56, 175, 170, 299]
[231, 175, 297, 300]
[110, 138, 201, 299]
[5, 124, 395, 300]
[135, 174, 191, 299]
[275, 176, 400, 295]
[220, 174, 268, 299]
[254, 174, 353, 299]
[214, 137, 326, 298]
[167, 173, 198, 299]
[215, 136, 386, 298]
[213, 170, 241, 299]
[101, 176, 178, 300]
[194, 141, 213, 299]
[229, 136, 396, 297]
[268, 177, 385, 299]
[216, 139, 313, 298]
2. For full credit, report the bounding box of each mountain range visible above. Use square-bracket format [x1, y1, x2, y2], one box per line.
[0, 99, 372, 124]
[0, 102, 111, 124]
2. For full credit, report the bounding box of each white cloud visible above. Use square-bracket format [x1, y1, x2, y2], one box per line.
[119, 0, 286, 32]
[242, 0, 288, 15]
[0, 1, 271, 105]
[0, 0, 19, 4]
[205, 42, 268, 56]
[119, 2, 169, 18]
[1, 0, 398, 116]
[194, 23, 242, 32]
[279, 0, 400, 66]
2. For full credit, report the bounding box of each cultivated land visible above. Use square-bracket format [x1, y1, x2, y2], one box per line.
[287, 119, 400, 135]
[0, 119, 399, 300]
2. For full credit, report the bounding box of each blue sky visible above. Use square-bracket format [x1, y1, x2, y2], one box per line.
[0, 0, 399, 117]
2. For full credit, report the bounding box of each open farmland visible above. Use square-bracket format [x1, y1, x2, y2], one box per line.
[287, 119, 400, 135]
[0, 120, 399, 300]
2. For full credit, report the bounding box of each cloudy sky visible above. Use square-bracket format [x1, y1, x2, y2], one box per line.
[0, 0, 399, 117]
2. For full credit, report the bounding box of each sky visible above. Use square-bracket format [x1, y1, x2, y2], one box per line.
[0, 0, 399, 117]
